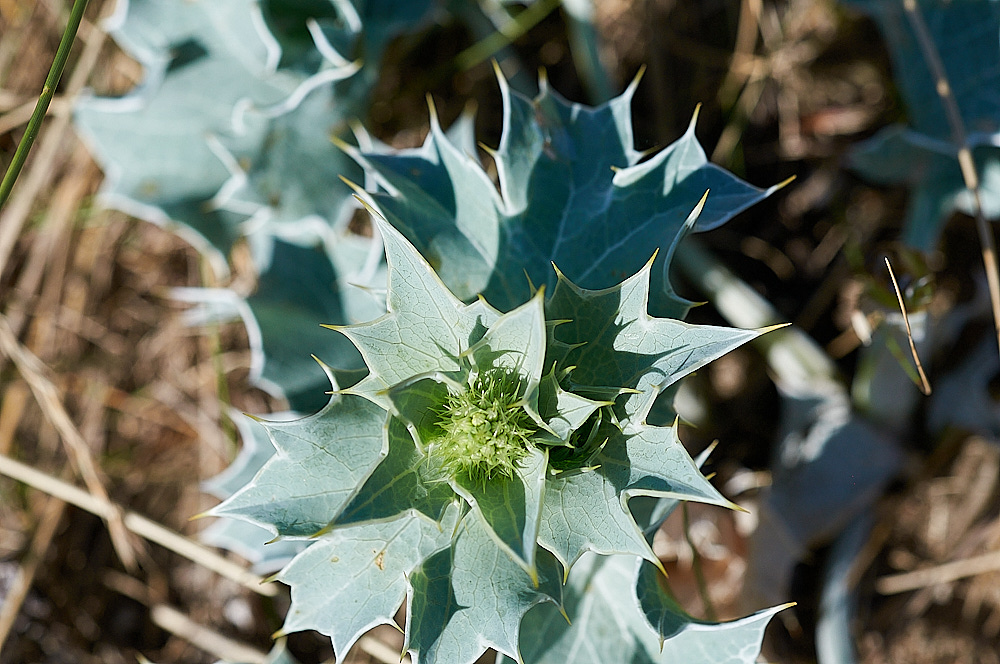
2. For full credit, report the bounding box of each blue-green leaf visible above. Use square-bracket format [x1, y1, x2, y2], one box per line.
[202, 412, 306, 572]
[74, 0, 307, 263]
[354, 73, 782, 313]
[336, 218, 499, 408]
[451, 447, 548, 580]
[208, 392, 386, 537]
[845, 0, 1000, 248]
[547, 251, 763, 421]
[406, 515, 563, 664]
[506, 553, 785, 664]
[334, 416, 457, 526]
[277, 507, 458, 661]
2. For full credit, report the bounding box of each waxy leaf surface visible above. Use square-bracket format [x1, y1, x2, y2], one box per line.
[209, 393, 385, 537]
[406, 516, 563, 664]
[546, 256, 762, 419]
[278, 508, 457, 661]
[355, 74, 781, 313]
[505, 553, 784, 664]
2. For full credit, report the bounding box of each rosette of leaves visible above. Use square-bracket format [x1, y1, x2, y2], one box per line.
[210, 217, 778, 663]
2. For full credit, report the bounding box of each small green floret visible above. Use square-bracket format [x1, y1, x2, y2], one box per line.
[432, 369, 537, 481]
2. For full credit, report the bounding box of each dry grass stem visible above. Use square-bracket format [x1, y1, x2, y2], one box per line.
[883, 257, 931, 395]
[878, 548, 1000, 595]
[0, 451, 278, 597]
[0, 95, 68, 134]
[0, 313, 140, 569]
[101, 568, 270, 664]
[151, 605, 268, 664]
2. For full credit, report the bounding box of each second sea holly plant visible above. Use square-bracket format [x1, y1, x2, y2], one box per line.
[211, 212, 772, 662]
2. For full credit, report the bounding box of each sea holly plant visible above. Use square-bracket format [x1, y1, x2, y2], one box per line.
[210, 215, 780, 663]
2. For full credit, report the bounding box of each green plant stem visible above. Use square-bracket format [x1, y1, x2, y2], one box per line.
[682, 503, 717, 622]
[562, 0, 614, 104]
[0, 0, 90, 211]
[456, 0, 561, 71]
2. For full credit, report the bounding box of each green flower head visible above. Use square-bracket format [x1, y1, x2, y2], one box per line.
[431, 368, 537, 481]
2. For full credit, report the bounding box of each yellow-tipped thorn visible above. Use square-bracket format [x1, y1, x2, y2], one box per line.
[523, 269, 537, 295]
[338, 173, 365, 194]
[775, 174, 797, 190]
[351, 193, 387, 221]
[330, 133, 354, 153]
[491, 58, 505, 82]
[729, 501, 751, 514]
[631, 64, 647, 87]
[651, 555, 668, 578]
[690, 102, 703, 127]
[759, 322, 792, 334]
[426, 93, 439, 122]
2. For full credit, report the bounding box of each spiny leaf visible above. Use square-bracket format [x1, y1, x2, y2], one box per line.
[451, 447, 548, 581]
[405, 515, 563, 664]
[546, 250, 763, 421]
[505, 553, 785, 664]
[219, 220, 765, 661]
[75, 0, 397, 414]
[537, 465, 658, 575]
[277, 507, 459, 662]
[354, 72, 782, 313]
[74, 0, 309, 262]
[336, 217, 500, 409]
[334, 416, 457, 526]
[539, 420, 735, 574]
[76, 0, 435, 265]
[201, 412, 306, 573]
[208, 392, 386, 537]
[533, 367, 608, 444]
[246, 237, 380, 412]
